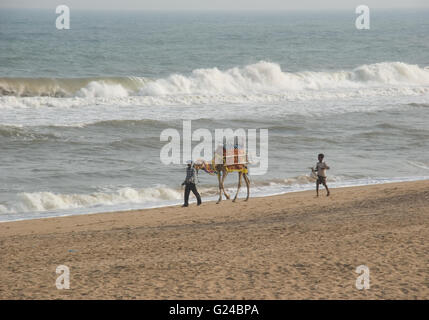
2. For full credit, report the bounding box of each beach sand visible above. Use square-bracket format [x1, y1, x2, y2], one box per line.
[0, 180, 428, 299]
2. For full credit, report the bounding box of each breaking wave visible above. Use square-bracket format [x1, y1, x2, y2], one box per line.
[1, 175, 428, 221]
[1, 186, 182, 214]
[0, 174, 325, 215]
[0, 76, 148, 97]
[1, 61, 429, 101]
[139, 61, 429, 96]
[0, 124, 58, 140]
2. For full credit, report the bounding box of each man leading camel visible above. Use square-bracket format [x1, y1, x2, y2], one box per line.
[182, 160, 202, 207]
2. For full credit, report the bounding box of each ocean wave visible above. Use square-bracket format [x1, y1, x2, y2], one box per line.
[1, 61, 429, 100]
[1, 175, 428, 219]
[1, 85, 428, 111]
[0, 76, 148, 97]
[408, 102, 429, 108]
[75, 81, 130, 98]
[83, 119, 171, 129]
[33, 119, 171, 129]
[1, 186, 182, 214]
[0, 124, 58, 140]
[0, 119, 174, 134]
[0, 174, 326, 215]
[139, 61, 429, 97]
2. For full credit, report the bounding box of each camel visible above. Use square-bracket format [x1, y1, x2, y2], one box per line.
[194, 149, 250, 204]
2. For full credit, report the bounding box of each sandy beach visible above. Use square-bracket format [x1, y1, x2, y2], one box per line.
[0, 180, 428, 299]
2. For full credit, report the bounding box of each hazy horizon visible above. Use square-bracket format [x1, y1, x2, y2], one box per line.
[1, 0, 428, 11]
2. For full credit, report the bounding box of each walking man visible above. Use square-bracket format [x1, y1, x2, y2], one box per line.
[182, 160, 202, 207]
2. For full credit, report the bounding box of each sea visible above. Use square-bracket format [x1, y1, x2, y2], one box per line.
[1, 8, 429, 221]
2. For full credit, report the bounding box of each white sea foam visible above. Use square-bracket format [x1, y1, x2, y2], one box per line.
[0, 186, 182, 215]
[1, 85, 428, 112]
[76, 81, 130, 98]
[139, 61, 429, 96]
[1, 62, 429, 108]
[0, 174, 327, 216]
[1, 174, 428, 222]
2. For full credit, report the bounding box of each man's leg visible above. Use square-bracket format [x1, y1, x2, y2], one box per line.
[316, 181, 320, 197]
[190, 183, 202, 205]
[183, 184, 191, 207]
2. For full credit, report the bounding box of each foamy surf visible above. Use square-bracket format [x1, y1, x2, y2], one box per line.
[139, 61, 429, 96]
[1, 61, 429, 117]
[1, 61, 429, 100]
[1, 186, 182, 214]
[0, 76, 148, 98]
[1, 175, 428, 222]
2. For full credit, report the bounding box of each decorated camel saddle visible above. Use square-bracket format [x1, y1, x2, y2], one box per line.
[198, 142, 248, 175]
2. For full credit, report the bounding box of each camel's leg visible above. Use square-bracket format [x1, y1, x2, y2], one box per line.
[221, 170, 230, 200]
[216, 172, 222, 204]
[233, 172, 242, 202]
[243, 173, 250, 201]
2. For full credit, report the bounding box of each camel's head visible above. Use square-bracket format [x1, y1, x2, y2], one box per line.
[193, 159, 217, 175]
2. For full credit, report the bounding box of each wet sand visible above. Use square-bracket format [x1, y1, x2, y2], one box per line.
[0, 180, 428, 299]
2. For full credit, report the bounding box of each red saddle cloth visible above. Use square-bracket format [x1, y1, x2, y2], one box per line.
[223, 147, 247, 165]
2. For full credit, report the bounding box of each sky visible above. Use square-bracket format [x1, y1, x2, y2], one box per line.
[1, 0, 429, 10]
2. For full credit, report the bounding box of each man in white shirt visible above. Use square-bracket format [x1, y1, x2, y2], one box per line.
[312, 153, 330, 197]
